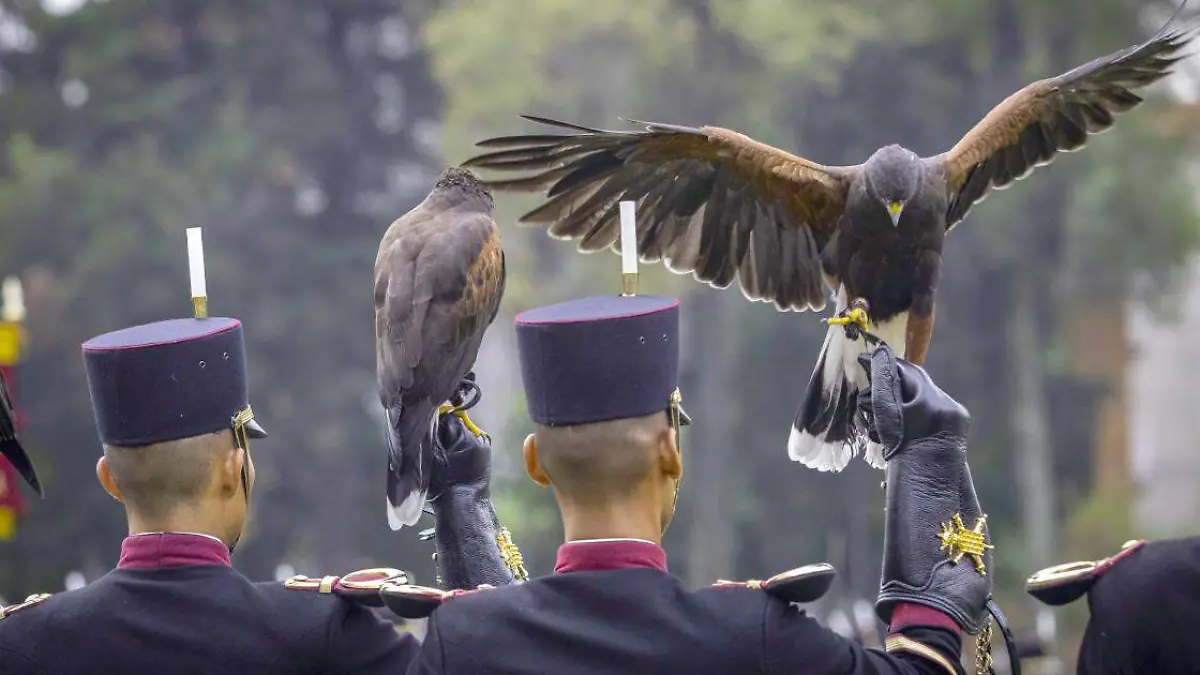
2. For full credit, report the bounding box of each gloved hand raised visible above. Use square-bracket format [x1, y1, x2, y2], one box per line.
[428, 408, 491, 503]
[425, 375, 515, 591]
[856, 343, 970, 457]
[857, 342, 992, 635]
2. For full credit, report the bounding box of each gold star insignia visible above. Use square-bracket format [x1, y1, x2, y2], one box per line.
[937, 514, 994, 575]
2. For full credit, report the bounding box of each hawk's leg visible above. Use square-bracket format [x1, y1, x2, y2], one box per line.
[441, 373, 487, 439]
[826, 298, 871, 340]
[904, 304, 935, 365]
[439, 402, 488, 440]
[904, 253, 941, 366]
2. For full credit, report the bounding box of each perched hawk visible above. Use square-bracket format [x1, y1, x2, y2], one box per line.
[1, 369, 42, 496]
[460, 15, 1195, 472]
[375, 167, 505, 530]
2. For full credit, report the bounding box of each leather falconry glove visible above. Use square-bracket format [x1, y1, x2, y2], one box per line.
[857, 343, 991, 634]
[426, 376, 520, 590]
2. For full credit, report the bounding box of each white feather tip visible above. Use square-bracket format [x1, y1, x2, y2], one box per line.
[386, 491, 426, 531]
[787, 426, 854, 472]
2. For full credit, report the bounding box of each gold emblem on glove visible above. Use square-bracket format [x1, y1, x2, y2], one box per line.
[937, 514, 993, 575]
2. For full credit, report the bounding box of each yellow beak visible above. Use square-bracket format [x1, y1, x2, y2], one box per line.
[887, 201, 904, 226]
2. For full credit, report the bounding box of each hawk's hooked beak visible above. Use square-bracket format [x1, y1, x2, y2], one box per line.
[887, 201, 904, 226]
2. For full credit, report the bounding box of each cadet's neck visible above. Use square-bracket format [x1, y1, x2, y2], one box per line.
[558, 499, 663, 545]
[126, 504, 234, 548]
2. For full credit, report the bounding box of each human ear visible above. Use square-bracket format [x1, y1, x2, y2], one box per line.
[96, 456, 124, 503]
[523, 433, 553, 487]
[219, 447, 245, 499]
[658, 427, 682, 480]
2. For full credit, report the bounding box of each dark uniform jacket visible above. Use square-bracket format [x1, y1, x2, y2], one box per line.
[1076, 536, 1200, 674]
[408, 539, 963, 675]
[0, 532, 416, 674]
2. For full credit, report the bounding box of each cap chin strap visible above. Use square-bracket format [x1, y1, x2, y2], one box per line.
[229, 405, 257, 553]
[662, 388, 684, 535]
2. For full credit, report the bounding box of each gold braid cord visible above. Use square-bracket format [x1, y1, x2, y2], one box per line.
[668, 388, 683, 513]
[496, 526, 529, 581]
[231, 405, 256, 450]
[230, 405, 256, 502]
[975, 618, 994, 675]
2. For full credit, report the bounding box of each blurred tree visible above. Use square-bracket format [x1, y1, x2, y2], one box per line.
[0, 0, 452, 594]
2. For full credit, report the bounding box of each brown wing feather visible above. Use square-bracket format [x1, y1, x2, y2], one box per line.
[934, 15, 1197, 230]
[456, 224, 506, 344]
[375, 211, 504, 410]
[463, 115, 857, 312]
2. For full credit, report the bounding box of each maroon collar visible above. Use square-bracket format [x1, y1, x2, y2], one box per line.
[118, 532, 231, 569]
[554, 538, 668, 574]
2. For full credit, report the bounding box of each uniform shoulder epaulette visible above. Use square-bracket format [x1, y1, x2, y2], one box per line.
[711, 562, 836, 604]
[0, 592, 52, 621]
[1025, 539, 1146, 606]
[283, 567, 409, 608]
[379, 582, 498, 619]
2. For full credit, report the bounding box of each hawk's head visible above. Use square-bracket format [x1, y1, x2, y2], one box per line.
[434, 166, 494, 209]
[863, 145, 921, 226]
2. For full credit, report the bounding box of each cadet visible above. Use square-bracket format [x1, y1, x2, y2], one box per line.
[395, 294, 1011, 675]
[1026, 535, 1200, 673]
[0, 313, 511, 673]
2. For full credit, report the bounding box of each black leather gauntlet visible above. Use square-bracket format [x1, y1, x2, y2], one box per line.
[858, 343, 992, 634]
[426, 381, 519, 591]
[878, 442, 992, 633]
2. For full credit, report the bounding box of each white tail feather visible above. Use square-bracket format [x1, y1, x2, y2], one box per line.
[863, 440, 886, 470]
[387, 490, 426, 531]
[789, 285, 907, 472]
[385, 410, 439, 531]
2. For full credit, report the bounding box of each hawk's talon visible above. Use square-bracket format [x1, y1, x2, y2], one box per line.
[825, 301, 872, 341]
[439, 403, 488, 440]
[449, 375, 483, 410]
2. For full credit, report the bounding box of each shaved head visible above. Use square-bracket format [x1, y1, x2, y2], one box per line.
[533, 412, 672, 503]
[102, 431, 232, 521]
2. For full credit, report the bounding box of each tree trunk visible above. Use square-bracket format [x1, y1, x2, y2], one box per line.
[684, 289, 739, 587]
[1066, 304, 1130, 495]
[1009, 273, 1057, 572]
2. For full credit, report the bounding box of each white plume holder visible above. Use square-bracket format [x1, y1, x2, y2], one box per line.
[186, 227, 208, 318]
[1, 277, 25, 323]
[619, 200, 638, 296]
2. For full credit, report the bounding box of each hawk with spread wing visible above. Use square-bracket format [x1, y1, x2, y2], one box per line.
[375, 167, 505, 530]
[460, 14, 1195, 472]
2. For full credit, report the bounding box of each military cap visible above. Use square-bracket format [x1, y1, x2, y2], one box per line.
[514, 294, 690, 427]
[82, 317, 267, 448]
